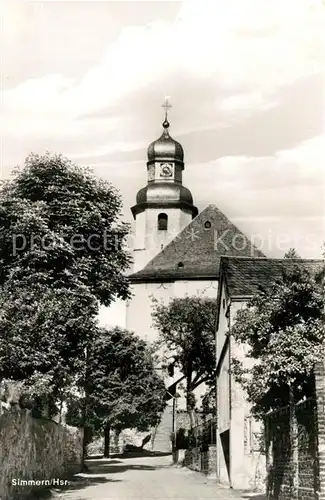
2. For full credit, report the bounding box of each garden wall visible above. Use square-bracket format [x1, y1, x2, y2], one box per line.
[265, 398, 318, 500]
[183, 445, 217, 477]
[0, 408, 82, 500]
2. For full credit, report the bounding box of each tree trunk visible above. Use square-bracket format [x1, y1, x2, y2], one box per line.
[265, 416, 272, 499]
[81, 346, 90, 472]
[104, 423, 111, 458]
[81, 407, 89, 471]
[186, 388, 196, 433]
[82, 425, 88, 470]
[186, 362, 195, 428]
[289, 384, 299, 499]
[187, 389, 197, 450]
[172, 395, 176, 451]
[113, 427, 121, 454]
[59, 397, 63, 424]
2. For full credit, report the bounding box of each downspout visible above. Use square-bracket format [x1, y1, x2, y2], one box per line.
[215, 305, 219, 482]
[227, 302, 233, 488]
[215, 271, 223, 484]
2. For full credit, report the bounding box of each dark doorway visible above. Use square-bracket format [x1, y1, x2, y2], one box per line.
[220, 430, 230, 481]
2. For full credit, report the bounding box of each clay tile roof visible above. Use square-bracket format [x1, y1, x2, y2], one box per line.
[129, 204, 265, 282]
[220, 256, 324, 297]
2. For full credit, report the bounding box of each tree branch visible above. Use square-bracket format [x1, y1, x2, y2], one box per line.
[192, 373, 214, 390]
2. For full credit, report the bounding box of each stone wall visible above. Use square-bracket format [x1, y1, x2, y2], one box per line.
[0, 408, 82, 500]
[201, 445, 217, 476]
[266, 398, 318, 500]
[184, 446, 217, 476]
[315, 361, 325, 500]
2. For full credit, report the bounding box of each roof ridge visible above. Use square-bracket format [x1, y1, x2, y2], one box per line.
[137, 204, 216, 269]
[139, 204, 266, 273]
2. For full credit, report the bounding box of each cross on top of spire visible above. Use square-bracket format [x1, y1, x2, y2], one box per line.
[162, 96, 172, 129]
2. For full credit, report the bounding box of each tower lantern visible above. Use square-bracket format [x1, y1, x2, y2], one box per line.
[131, 100, 198, 272]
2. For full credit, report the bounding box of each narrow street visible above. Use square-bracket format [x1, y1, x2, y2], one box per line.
[52, 454, 266, 500]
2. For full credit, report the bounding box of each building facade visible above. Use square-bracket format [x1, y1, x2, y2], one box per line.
[215, 256, 323, 490]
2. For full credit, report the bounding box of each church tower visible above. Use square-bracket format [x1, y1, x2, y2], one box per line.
[131, 101, 198, 272]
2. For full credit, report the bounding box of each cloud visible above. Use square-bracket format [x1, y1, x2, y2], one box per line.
[1, 0, 324, 258]
[70, 141, 147, 161]
[219, 90, 278, 113]
[2, 0, 324, 144]
[186, 133, 324, 256]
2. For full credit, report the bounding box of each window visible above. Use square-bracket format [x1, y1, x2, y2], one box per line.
[177, 262, 184, 269]
[204, 221, 211, 229]
[167, 363, 174, 377]
[158, 213, 168, 231]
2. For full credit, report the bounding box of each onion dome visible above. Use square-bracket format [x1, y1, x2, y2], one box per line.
[147, 119, 184, 163]
[130, 103, 198, 219]
[136, 183, 194, 206]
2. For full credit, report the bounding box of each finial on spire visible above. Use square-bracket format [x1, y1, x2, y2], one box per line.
[162, 96, 172, 128]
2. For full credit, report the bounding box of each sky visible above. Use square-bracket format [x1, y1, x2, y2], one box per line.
[1, 0, 325, 326]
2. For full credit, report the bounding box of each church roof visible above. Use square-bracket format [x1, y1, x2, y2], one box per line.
[129, 204, 265, 282]
[220, 256, 324, 297]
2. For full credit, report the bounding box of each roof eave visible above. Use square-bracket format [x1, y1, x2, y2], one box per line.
[129, 273, 220, 283]
[230, 295, 252, 301]
[130, 201, 198, 218]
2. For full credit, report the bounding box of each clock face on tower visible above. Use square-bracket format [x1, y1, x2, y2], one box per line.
[159, 163, 173, 178]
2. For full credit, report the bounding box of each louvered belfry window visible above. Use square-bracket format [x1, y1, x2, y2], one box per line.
[158, 213, 168, 231]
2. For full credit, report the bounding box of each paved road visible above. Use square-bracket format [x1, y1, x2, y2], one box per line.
[52, 454, 266, 500]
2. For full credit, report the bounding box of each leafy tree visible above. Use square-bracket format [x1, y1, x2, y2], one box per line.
[232, 265, 324, 416]
[67, 327, 166, 457]
[152, 297, 217, 428]
[0, 152, 131, 410]
[231, 264, 324, 498]
[0, 152, 131, 303]
[0, 282, 97, 416]
[284, 248, 301, 259]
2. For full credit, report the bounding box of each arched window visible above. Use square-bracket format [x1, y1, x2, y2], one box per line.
[158, 213, 168, 231]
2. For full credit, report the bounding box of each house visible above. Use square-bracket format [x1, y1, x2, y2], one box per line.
[215, 256, 323, 490]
